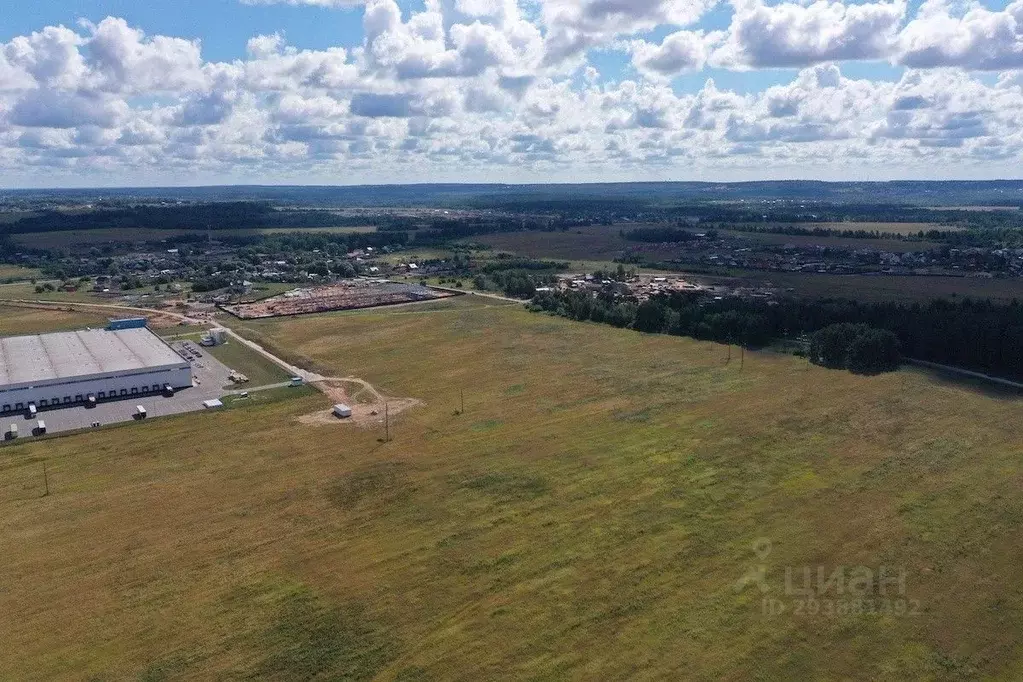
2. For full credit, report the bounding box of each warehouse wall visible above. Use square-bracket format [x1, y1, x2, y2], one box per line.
[0, 366, 192, 414]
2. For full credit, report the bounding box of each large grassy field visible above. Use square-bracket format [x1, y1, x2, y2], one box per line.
[475, 224, 938, 263]
[9, 228, 188, 248]
[0, 284, 130, 304]
[721, 229, 941, 252]
[0, 280, 189, 305]
[700, 270, 1023, 302]
[475, 225, 649, 262]
[0, 304, 108, 336]
[3, 299, 1023, 679]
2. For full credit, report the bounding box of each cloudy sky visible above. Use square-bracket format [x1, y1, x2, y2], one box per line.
[3, 0, 1023, 187]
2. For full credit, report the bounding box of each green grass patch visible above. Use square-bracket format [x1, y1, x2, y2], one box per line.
[456, 471, 550, 501]
[204, 340, 292, 388]
[222, 384, 317, 409]
[327, 462, 413, 510]
[224, 581, 397, 682]
[255, 587, 396, 681]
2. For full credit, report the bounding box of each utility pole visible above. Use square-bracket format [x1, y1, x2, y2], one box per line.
[42, 462, 49, 497]
[384, 402, 390, 442]
[727, 343, 732, 364]
[740, 345, 745, 371]
[460, 389, 465, 415]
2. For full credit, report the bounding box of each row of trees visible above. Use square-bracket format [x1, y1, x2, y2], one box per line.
[731, 224, 936, 241]
[530, 290, 1023, 380]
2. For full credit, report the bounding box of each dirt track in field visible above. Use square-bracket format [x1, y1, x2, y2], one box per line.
[296, 379, 422, 428]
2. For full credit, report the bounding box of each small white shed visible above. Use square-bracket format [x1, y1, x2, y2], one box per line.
[333, 404, 353, 419]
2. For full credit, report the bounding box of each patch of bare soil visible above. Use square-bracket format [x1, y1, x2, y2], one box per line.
[297, 379, 422, 428]
[145, 312, 186, 329]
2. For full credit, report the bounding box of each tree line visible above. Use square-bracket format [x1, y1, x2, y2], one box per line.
[529, 290, 1023, 380]
[0, 202, 355, 234]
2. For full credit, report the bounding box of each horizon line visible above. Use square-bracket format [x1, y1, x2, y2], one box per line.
[6, 178, 1023, 192]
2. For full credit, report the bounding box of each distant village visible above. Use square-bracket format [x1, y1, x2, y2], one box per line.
[627, 232, 1021, 278]
[7, 220, 1023, 312]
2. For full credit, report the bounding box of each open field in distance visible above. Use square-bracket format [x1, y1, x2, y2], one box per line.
[9, 228, 187, 248]
[474, 225, 668, 262]
[4, 299, 1023, 678]
[475, 224, 937, 264]
[0, 265, 41, 281]
[375, 248, 455, 265]
[0, 282, 151, 304]
[722, 229, 941, 252]
[239, 225, 379, 236]
[0, 304, 108, 336]
[701, 270, 1023, 302]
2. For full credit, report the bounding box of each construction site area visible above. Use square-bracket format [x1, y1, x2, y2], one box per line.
[219, 280, 458, 319]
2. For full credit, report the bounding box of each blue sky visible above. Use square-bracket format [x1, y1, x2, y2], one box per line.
[1, 0, 1023, 186]
[2, 0, 368, 61]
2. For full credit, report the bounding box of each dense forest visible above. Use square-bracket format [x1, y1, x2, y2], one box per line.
[810, 324, 902, 374]
[4, 198, 1022, 239]
[530, 290, 1023, 380]
[5, 180, 1023, 208]
[0, 203, 354, 234]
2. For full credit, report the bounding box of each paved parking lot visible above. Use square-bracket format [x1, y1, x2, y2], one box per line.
[1, 340, 238, 439]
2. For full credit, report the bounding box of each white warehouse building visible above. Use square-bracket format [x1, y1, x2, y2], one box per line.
[0, 327, 192, 414]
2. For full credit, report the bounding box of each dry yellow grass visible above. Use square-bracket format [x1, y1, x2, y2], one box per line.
[2, 299, 1023, 679]
[0, 265, 40, 280]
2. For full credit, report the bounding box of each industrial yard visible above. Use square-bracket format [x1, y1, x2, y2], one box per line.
[220, 280, 458, 319]
[0, 322, 193, 417]
[0, 311, 313, 440]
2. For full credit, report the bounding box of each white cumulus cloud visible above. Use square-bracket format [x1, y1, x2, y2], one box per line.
[897, 0, 1023, 70]
[713, 0, 907, 68]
